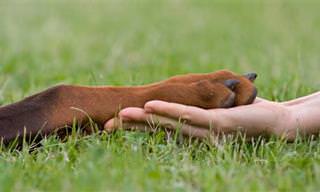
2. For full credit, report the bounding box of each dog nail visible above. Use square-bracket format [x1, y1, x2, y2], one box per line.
[224, 79, 240, 91]
[243, 72, 257, 82]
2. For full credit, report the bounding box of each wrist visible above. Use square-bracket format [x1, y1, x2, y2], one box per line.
[269, 105, 296, 140]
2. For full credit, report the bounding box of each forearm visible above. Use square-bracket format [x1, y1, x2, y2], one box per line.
[281, 91, 320, 106]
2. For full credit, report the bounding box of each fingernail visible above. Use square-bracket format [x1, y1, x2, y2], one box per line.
[145, 101, 158, 112]
[119, 110, 131, 121]
[104, 121, 113, 131]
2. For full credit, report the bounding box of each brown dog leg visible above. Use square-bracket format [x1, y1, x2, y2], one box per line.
[0, 70, 257, 143]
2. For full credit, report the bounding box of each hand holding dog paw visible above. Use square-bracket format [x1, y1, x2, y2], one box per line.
[104, 98, 295, 141]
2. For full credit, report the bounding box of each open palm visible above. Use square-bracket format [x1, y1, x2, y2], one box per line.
[105, 97, 297, 141]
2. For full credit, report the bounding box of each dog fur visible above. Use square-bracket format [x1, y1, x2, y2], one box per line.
[0, 70, 257, 143]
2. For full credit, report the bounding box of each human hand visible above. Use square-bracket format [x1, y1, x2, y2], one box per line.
[104, 97, 295, 141]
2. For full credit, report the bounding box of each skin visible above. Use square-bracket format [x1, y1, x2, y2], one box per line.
[105, 92, 320, 142]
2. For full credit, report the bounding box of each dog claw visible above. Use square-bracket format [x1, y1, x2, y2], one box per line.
[244, 73, 257, 82]
[224, 79, 240, 91]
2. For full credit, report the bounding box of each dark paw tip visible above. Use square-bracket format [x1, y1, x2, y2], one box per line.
[224, 79, 240, 91]
[243, 72, 257, 82]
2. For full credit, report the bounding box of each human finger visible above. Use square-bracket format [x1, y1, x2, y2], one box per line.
[144, 100, 213, 127]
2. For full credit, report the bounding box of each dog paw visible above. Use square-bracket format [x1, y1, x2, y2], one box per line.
[164, 70, 258, 106]
[190, 80, 237, 108]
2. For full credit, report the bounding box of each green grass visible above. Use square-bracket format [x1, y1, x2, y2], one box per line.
[0, 0, 320, 191]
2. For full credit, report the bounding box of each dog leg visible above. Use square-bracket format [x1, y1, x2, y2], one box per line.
[0, 80, 236, 142]
[0, 70, 257, 143]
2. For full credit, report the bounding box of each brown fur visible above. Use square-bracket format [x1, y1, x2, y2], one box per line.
[0, 70, 257, 143]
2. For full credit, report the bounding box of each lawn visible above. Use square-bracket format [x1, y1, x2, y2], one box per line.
[0, 0, 320, 191]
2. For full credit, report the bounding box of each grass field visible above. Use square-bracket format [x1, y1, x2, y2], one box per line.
[1, 0, 320, 191]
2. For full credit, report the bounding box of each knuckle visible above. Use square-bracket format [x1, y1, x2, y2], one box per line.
[180, 106, 192, 121]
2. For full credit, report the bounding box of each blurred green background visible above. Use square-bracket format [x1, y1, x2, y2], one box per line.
[0, 0, 320, 191]
[1, 0, 319, 103]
